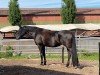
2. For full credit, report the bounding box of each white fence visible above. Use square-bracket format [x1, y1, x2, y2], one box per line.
[76, 37, 100, 52]
[0, 37, 100, 53]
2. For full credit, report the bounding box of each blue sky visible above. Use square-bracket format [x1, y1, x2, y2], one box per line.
[0, 0, 100, 8]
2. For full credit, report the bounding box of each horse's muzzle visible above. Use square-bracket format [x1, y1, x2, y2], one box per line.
[15, 36, 20, 40]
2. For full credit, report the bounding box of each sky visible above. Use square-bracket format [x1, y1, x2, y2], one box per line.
[0, 0, 100, 8]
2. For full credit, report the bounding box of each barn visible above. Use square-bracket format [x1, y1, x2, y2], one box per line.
[0, 8, 100, 26]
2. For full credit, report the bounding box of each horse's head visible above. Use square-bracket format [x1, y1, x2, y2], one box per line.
[15, 26, 28, 40]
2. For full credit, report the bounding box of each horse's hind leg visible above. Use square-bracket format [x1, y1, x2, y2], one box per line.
[38, 45, 46, 65]
[38, 45, 44, 65]
[42, 46, 46, 65]
[66, 47, 72, 67]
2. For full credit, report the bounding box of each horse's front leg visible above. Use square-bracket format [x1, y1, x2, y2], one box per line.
[42, 46, 46, 65]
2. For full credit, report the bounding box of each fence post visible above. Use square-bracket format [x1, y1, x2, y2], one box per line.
[0, 39, 1, 51]
[99, 42, 100, 58]
[62, 46, 64, 64]
[99, 42, 100, 51]
[99, 42, 100, 75]
[0, 33, 3, 51]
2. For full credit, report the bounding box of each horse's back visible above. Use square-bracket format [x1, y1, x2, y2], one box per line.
[58, 30, 73, 39]
[57, 30, 74, 47]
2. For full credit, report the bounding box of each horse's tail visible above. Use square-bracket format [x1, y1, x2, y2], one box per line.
[72, 34, 79, 67]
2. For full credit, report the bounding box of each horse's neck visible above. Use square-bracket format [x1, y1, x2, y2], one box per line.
[27, 31, 35, 39]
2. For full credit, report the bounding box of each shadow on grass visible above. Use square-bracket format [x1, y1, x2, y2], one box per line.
[0, 65, 81, 75]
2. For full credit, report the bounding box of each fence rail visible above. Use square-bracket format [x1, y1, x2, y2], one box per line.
[0, 37, 100, 53]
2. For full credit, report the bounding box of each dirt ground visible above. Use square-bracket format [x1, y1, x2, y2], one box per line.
[0, 59, 99, 75]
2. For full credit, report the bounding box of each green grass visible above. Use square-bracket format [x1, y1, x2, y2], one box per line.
[85, 21, 100, 24]
[22, 21, 62, 25]
[0, 21, 62, 26]
[0, 53, 39, 59]
[0, 22, 11, 28]
[78, 52, 99, 60]
[0, 52, 99, 61]
[35, 21, 62, 25]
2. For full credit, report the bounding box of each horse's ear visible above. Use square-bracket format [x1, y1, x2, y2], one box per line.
[23, 26, 28, 29]
[18, 25, 22, 29]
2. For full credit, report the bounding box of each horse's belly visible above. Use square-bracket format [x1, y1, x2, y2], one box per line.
[45, 44, 60, 47]
[44, 41, 61, 47]
[43, 36, 61, 47]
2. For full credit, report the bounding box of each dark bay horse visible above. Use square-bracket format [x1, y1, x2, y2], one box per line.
[15, 26, 79, 67]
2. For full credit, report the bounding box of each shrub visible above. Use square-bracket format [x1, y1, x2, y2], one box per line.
[61, 0, 76, 24]
[8, 0, 22, 27]
[6, 46, 14, 57]
[0, 52, 6, 58]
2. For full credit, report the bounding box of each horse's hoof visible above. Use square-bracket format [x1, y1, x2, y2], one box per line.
[40, 64, 43, 66]
[66, 64, 69, 67]
[74, 66, 78, 69]
[66, 62, 70, 67]
[73, 65, 80, 69]
[40, 63, 44, 66]
[44, 63, 46, 65]
[73, 64, 80, 69]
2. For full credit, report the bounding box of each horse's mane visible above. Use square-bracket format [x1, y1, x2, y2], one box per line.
[24, 26, 56, 32]
[23, 26, 71, 34]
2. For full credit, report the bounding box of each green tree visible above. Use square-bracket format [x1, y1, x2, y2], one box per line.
[8, 0, 22, 27]
[61, 0, 76, 24]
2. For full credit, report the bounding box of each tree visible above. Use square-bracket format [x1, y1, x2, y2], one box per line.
[8, 0, 22, 27]
[61, 0, 76, 24]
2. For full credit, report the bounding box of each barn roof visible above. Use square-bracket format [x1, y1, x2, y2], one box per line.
[0, 8, 60, 16]
[0, 24, 100, 32]
[32, 24, 100, 31]
[0, 8, 100, 16]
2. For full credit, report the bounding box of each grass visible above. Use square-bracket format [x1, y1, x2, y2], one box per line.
[0, 52, 99, 61]
[0, 22, 11, 28]
[22, 21, 62, 25]
[0, 21, 62, 28]
[35, 21, 62, 25]
[78, 52, 99, 60]
[0, 25, 10, 28]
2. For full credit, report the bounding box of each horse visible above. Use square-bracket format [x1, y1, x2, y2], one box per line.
[15, 26, 79, 67]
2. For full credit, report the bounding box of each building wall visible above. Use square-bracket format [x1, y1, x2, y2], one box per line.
[0, 14, 100, 26]
[85, 15, 100, 23]
[22, 15, 62, 24]
[76, 14, 100, 23]
[0, 16, 10, 26]
[0, 16, 9, 23]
